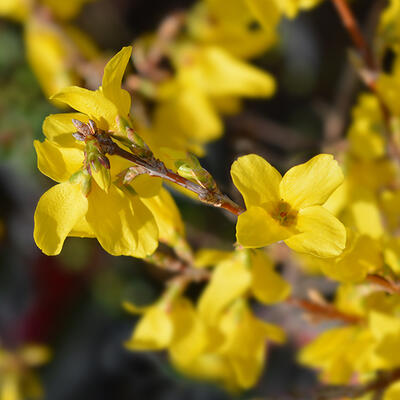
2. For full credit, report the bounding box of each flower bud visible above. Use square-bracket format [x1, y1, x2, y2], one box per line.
[69, 169, 92, 197]
[175, 154, 217, 192]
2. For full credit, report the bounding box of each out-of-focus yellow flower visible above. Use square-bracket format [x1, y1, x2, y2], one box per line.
[198, 249, 290, 325]
[378, 57, 400, 116]
[124, 297, 206, 356]
[368, 311, 400, 370]
[381, 189, 400, 232]
[34, 47, 166, 258]
[348, 94, 386, 161]
[231, 154, 346, 257]
[274, 0, 324, 19]
[0, 344, 51, 400]
[153, 45, 275, 155]
[216, 300, 285, 389]
[170, 300, 285, 391]
[384, 236, 400, 275]
[299, 230, 382, 282]
[25, 17, 99, 100]
[378, 0, 400, 53]
[187, 0, 280, 59]
[0, 0, 92, 22]
[384, 381, 400, 400]
[299, 325, 374, 384]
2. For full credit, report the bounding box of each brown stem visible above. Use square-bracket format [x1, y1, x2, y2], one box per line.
[110, 143, 245, 216]
[366, 274, 400, 295]
[146, 251, 211, 282]
[330, 0, 375, 71]
[286, 297, 363, 324]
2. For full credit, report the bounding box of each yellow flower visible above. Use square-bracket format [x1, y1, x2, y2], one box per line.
[217, 300, 285, 389]
[171, 300, 285, 391]
[0, 0, 91, 22]
[25, 18, 99, 100]
[368, 311, 400, 370]
[347, 94, 386, 161]
[303, 230, 382, 283]
[198, 249, 290, 325]
[384, 381, 400, 400]
[153, 45, 275, 155]
[274, 0, 324, 19]
[231, 154, 346, 257]
[124, 297, 208, 362]
[0, 344, 51, 400]
[378, 0, 400, 53]
[299, 325, 374, 384]
[34, 47, 165, 257]
[187, 0, 280, 59]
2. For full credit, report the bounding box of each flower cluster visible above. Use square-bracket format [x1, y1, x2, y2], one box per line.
[19, 0, 400, 397]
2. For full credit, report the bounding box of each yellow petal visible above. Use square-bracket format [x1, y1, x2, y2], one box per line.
[244, 0, 281, 30]
[198, 259, 252, 325]
[41, 0, 92, 20]
[86, 185, 158, 258]
[319, 232, 382, 282]
[384, 381, 400, 400]
[130, 174, 162, 198]
[69, 216, 95, 238]
[125, 305, 174, 350]
[42, 112, 88, 147]
[25, 20, 77, 99]
[187, 46, 275, 97]
[231, 154, 281, 209]
[284, 206, 346, 257]
[169, 299, 208, 364]
[34, 182, 88, 255]
[34, 139, 83, 183]
[101, 46, 132, 116]
[349, 198, 384, 239]
[280, 154, 344, 209]
[51, 86, 118, 131]
[19, 345, 51, 366]
[154, 88, 222, 143]
[194, 249, 233, 268]
[141, 188, 184, 243]
[1, 374, 21, 400]
[369, 311, 400, 369]
[250, 250, 291, 303]
[236, 206, 293, 248]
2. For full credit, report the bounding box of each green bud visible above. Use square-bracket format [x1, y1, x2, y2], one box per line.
[176, 159, 217, 192]
[69, 169, 92, 197]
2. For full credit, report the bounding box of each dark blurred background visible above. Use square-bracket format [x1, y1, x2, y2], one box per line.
[0, 0, 375, 398]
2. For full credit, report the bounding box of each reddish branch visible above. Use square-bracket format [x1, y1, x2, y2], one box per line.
[110, 142, 245, 216]
[330, 0, 375, 71]
[367, 274, 400, 295]
[287, 297, 363, 324]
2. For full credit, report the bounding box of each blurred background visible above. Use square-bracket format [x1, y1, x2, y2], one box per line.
[0, 0, 376, 398]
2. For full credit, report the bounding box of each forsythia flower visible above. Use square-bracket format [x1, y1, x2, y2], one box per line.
[34, 46, 181, 258]
[0, 0, 91, 22]
[25, 18, 99, 100]
[231, 154, 346, 257]
[187, 0, 281, 59]
[153, 44, 276, 155]
[197, 249, 290, 325]
[274, 0, 324, 19]
[298, 230, 382, 283]
[347, 94, 386, 161]
[0, 344, 51, 400]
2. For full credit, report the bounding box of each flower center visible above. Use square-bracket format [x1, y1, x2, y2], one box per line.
[273, 201, 297, 226]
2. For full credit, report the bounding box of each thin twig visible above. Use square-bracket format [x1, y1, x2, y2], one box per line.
[330, 0, 375, 72]
[110, 143, 244, 216]
[367, 274, 400, 295]
[286, 297, 363, 324]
